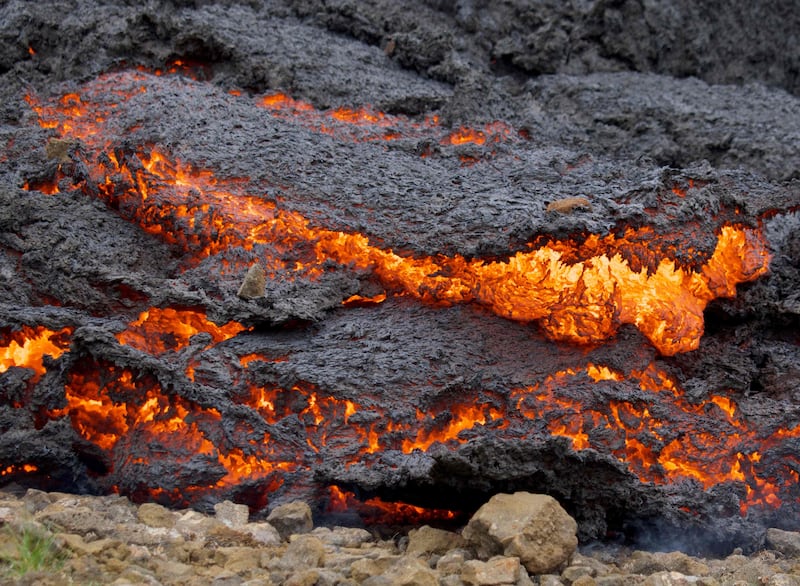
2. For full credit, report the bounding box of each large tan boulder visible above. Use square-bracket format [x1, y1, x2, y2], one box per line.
[462, 492, 577, 575]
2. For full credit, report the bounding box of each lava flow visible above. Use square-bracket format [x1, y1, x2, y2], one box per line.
[24, 70, 770, 354]
[6, 67, 792, 532]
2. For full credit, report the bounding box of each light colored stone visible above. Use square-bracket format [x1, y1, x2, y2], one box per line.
[767, 575, 800, 586]
[572, 576, 598, 586]
[23, 488, 54, 513]
[437, 549, 470, 575]
[767, 528, 800, 557]
[266, 501, 313, 540]
[152, 558, 195, 581]
[563, 564, 597, 582]
[380, 556, 439, 586]
[215, 500, 250, 529]
[58, 533, 119, 556]
[623, 551, 709, 577]
[215, 546, 261, 572]
[175, 509, 225, 538]
[238, 263, 267, 298]
[285, 568, 346, 586]
[462, 492, 577, 575]
[546, 196, 592, 214]
[245, 521, 282, 545]
[462, 556, 521, 585]
[311, 526, 373, 547]
[350, 555, 400, 581]
[35, 504, 115, 536]
[280, 534, 326, 569]
[407, 524, 467, 556]
[210, 568, 245, 586]
[137, 502, 177, 528]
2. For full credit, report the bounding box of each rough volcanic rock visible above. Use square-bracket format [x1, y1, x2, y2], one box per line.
[463, 492, 578, 575]
[267, 501, 314, 540]
[0, 0, 799, 556]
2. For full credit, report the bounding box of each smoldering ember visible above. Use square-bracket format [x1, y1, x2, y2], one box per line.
[0, 0, 798, 556]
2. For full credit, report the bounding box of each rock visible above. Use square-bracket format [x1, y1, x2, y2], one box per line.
[311, 526, 373, 548]
[175, 509, 225, 538]
[214, 500, 250, 529]
[462, 492, 578, 575]
[437, 549, 471, 575]
[215, 546, 261, 572]
[266, 501, 313, 540]
[35, 504, 116, 536]
[461, 555, 521, 585]
[350, 555, 401, 582]
[642, 571, 704, 586]
[245, 522, 282, 546]
[137, 502, 177, 529]
[152, 558, 195, 581]
[23, 488, 54, 513]
[563, 563, 596, 582]
[407, 525, 467, 556]
[380, 556, 439, 586]
[58, 533, 120, 556]
[206, 525, 259, 547]
[767, 529, 800, 557]
[279, 534, 326, 569]
[546, 196, 592, 214]
[237, 263, 266, 298]
[767, 575, 800, 586]
[623, 551, 710, 576]
[285, 568, 346, 586]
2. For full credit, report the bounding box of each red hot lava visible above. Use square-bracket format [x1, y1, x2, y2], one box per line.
[3, 67, 790, 531]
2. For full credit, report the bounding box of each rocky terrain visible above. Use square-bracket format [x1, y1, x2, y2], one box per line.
[2, 488, 800, 585]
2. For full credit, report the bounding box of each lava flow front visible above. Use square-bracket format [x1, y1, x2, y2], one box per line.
[2, 66, 793, 541]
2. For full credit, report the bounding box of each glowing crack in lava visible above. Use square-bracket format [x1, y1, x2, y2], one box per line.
[0, 325, 72, 383]
[11, 68, 791, 521]
[25, 70, 769, 355]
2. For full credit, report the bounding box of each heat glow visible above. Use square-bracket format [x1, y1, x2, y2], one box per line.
[25, 70, 770, 355]
[10, 68, 788, 518]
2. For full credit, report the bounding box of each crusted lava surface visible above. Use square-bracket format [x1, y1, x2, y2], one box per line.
[1, 1, 799, 554]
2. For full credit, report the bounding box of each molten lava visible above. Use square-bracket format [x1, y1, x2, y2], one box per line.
[0, 326, 72, 383]
[8, 67, 791, 525]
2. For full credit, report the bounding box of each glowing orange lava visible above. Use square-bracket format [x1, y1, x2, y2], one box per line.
[327, 486, 459, 525]
[13, 69, 791, 520]
[0, 326, 73, 382]
[116, 307, 247, 354]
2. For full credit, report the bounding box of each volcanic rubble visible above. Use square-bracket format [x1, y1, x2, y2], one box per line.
[0, 0, 799, 557]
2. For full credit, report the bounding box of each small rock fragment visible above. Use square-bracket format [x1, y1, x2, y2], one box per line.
[266, 501, 313, 540]
[546, 196, 592, 214]
[137, 502, 176, 529]
[237, 263, 266, 299]
[461, 556, 521, 585]
[214, 500, 250, 529]
[407, 525, 466, 557]
[45, 137, 77, 163]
